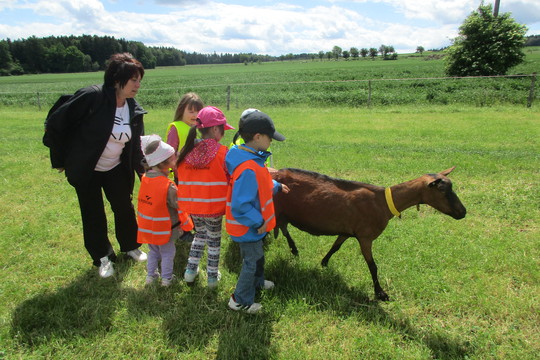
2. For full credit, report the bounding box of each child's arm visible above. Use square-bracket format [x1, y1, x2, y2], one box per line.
[166, 125, 179, 152]
[167, 182, 178, 210]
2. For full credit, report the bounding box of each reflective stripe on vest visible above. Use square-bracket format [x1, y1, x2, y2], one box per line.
[177, 208, 194, 232]
[177, 145, 229, 215]
[225, 160, 276, 237]
[137, 175, 173, 245]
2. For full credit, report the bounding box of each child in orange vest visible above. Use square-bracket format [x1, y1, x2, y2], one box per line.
[176, 106, 235, 288]
[137, 134, 193, 286]
[225, 111, 290, 313]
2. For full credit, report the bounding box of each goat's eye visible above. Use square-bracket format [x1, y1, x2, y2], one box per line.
[440, 182, 452, 192]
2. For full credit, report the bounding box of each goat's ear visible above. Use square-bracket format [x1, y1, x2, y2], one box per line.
[429, 178, 442, 188]
[439, 166, 456, 177]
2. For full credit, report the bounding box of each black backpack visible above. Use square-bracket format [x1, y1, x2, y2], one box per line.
[42, 85, 101, 148]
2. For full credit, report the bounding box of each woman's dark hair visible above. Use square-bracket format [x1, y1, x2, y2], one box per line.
[104, 53, 144, 88]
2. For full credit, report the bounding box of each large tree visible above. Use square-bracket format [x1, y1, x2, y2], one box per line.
[445, 4, 527, 76]
[0, 41, 13, 71]
[332, 46, 342, 60]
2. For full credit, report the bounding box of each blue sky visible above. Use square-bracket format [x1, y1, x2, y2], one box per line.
[1, 0, 539, 55]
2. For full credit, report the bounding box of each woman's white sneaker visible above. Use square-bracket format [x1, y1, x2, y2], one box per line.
[99, 256, 114, 278]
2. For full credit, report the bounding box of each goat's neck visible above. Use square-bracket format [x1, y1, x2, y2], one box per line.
[389, 178, 425, 214]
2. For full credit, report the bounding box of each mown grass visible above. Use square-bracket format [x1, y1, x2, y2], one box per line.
[0, 104, 538, 359]
[1, 47, 539, 108]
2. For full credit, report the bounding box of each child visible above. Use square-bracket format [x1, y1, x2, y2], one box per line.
[176, 106, 234, 288]
[137, 135, 193, 286]
[166, 92, 204, 154]
[225, 111, 290, 313]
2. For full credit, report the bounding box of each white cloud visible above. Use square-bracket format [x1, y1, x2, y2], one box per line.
[1, 0, 538, 55]
[502, 0, 540, 25]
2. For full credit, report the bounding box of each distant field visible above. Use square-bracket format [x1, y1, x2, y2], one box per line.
[0, 47, 539, 108]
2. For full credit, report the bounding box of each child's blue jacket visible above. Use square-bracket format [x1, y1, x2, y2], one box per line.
[225, 144, 282, 243]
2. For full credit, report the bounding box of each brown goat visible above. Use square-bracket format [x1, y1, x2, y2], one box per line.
[272, 166, 466, 301]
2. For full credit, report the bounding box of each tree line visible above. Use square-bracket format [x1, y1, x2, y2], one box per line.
[0, 35, 278, 76]
[0, 34, 406, 77]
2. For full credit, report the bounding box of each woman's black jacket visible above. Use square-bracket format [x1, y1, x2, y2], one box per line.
[46, 84, 146, 191]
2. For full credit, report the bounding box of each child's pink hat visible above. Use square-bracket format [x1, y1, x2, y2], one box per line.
[196, 106, 234, 130]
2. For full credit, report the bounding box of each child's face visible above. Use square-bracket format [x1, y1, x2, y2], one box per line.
[251, 133, 272, 152]
[158, 154, 177, 174]
[182, 106, 199, 126]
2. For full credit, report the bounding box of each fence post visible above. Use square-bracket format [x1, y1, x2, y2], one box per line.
[226, 85, 231, 110]
[368, 80, 372, 108]
[37, 92, 41, 111]
[527, 72, 536, 108]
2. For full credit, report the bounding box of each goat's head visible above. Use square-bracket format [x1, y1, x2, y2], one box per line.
[422, 166, 466, 219]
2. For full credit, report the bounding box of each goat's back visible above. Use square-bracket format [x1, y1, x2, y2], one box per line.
[273, 168, 386, 236]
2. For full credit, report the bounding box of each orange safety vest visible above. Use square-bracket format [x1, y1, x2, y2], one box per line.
[176, 145, 229, 215]
[225, 160, 276, 237]
[137, 175, 175, 245]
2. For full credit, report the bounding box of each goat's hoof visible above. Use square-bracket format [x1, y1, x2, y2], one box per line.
[321, 259, 328, 267]
[376, 291, 390, 301]
[291, 249, 299, 256]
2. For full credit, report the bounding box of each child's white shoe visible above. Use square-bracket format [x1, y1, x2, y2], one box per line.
[184, 267, 199, 283]
[228, 295, 262, 314]
[207, 271, 221, 289]
[127, 248, 147, 261]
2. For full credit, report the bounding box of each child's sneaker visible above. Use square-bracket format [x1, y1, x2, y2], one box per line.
[228, 295, 262, 314]
[99, 256, 114, 278]
[127, 248, 147, 262]
[207, 271, 222, 289]
[161, 275, 175, 287]
[263, 280, 275, 290]
[145, 275, 158, 285]
[184, 266, 199, 283]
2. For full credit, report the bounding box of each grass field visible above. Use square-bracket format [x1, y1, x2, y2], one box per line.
[1, 47, 539, 108]
[0, 102, 538, 359]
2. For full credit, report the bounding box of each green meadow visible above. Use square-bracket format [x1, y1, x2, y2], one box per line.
[0, 52, 539, 359]
[1, 47, 539, 109]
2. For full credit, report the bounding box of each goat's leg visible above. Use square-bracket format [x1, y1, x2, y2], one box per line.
[357, 237, 389, 301]
[281, 225, 299, 256]
[321, 235, 349, 267]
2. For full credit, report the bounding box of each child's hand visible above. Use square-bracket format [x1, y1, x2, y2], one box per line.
[281, 184, 290, 194]
[257, 224, 267, 235]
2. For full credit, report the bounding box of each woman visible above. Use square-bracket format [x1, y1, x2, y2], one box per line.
[46, 53, 147, 278]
